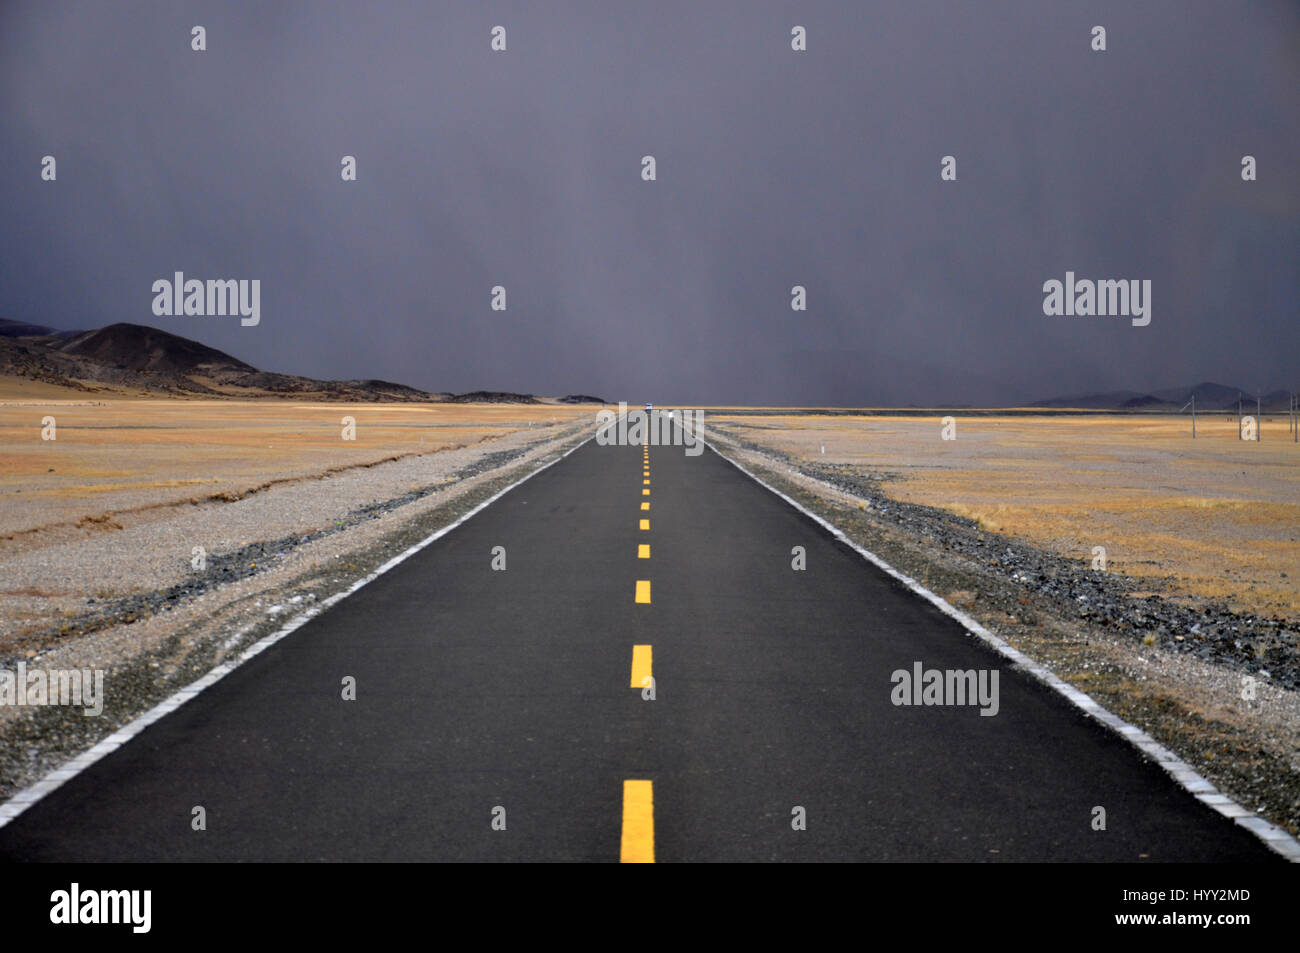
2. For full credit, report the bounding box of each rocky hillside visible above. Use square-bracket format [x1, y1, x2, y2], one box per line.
[0, 319, 598, 403]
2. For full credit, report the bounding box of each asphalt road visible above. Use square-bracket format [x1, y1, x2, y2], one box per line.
[0, 420, 1283, 861]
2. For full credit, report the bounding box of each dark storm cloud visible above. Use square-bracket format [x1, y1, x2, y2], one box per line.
[1, 1, 1296, 405]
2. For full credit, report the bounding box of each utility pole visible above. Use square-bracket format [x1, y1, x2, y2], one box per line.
[1181, 394, 1196, 438]
[1257, 390, 1262, 443]
[1238, 395, 1242, 440]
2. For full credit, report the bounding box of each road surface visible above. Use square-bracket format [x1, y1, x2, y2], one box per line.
[0, 420, 1283, 861]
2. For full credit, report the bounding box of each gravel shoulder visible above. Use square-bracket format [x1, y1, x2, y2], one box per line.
[706, 424, 1300, 840]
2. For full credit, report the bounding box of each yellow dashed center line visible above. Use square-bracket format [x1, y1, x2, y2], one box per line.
[630, 644, 652, 686]
[620, 779, 654, 862]
[623, 441, 655, 861]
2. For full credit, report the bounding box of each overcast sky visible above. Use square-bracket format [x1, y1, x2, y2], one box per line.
[1, 1, 1296, 405]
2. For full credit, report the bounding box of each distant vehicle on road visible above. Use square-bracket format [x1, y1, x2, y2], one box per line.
[645, 403, 653, 413]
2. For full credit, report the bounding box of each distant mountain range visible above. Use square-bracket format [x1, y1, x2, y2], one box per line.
[1029, 382, 1294, 412]
[3, 317, 1286, 410]
[0, 318, 602, 404]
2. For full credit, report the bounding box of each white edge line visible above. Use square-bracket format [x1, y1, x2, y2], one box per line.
[704, 433, 1300, 863]
[0, 432, 595, 830]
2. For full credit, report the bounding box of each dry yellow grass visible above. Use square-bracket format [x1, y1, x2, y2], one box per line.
[713, 413, 1300, 618]
[0, 398, 598, 536]
[0, 378, 103, 401]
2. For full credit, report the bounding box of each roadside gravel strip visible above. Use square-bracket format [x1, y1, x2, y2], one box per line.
[706, 424, 1300, 841]
[0, 421, 590, 800]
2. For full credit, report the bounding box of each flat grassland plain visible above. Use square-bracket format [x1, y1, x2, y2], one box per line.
[711, 412, 1299, 619]
[0, 393, 591, 537]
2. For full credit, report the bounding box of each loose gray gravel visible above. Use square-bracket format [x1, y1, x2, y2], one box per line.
[715, 425, 1300, 690]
